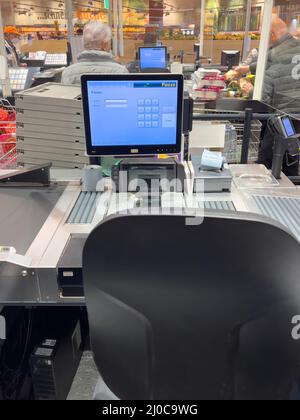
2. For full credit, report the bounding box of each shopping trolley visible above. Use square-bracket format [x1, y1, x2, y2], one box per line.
[193, 102, 262, 164]
[0, 99, 17, 170]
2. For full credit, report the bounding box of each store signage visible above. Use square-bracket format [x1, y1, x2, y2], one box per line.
[181, 28, 195, 36]
[76, 11, 107, 21]
[104, 0, 110, 10]
[38, 11, 65, 21]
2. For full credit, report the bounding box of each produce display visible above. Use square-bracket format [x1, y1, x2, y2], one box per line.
[225, 69, 255, 99]
[226, 75, 255, 98]
[214, 32, 260, 41]
[191, 64, 255, 101]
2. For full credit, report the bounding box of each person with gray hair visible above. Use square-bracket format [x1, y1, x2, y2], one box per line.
[62, 21, 127, 85]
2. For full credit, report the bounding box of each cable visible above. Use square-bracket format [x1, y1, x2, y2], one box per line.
[0, 309, 33, 400]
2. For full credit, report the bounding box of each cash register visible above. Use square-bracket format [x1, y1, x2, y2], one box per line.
[22, 51, 47, 68]
[44, 53, 68, 69]
[81, 74, 188, 193]
[0, 67, 39, 96]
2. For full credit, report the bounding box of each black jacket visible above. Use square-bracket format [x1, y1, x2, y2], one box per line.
[262, 34, 300, 116]
[5, 39, 20, 66]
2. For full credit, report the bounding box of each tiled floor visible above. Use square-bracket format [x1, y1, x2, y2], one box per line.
[68, 351, 99, 400]
[68, 351, 118, 400]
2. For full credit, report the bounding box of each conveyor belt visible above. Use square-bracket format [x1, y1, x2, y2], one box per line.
[67, 192, 101, 224]
[254, 195, 300, 242]
[200, 201, 235, 211]
[68, 192, 236, 225]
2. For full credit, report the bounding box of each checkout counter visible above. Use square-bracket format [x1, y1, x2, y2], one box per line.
[0, 75, 299, 306]
[0, 164, 299, 306]
[0, 67, 40, 98]
[0, 67, 63, 100]
[0, 51, 68, 99]
[0, 73, 300, 400]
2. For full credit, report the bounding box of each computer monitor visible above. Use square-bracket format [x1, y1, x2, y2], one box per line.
[221, 50, 240, 70]
[81, 74, 184, 157]
[139, 46, 168, 71]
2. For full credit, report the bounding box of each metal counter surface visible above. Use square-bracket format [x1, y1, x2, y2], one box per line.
[0, 165, 299, 305]
[0, 187, 65, 255]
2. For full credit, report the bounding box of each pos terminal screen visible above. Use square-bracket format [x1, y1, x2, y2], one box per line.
[139, 47, 167, 70]
[282, 116, 296, 138]
[82, 75, 183, 156]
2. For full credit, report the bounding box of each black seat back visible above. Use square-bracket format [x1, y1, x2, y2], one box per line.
[83, 212, 300, 400]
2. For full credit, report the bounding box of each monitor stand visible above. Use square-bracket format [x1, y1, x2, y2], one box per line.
[139, 68, 170, 74]
[111, 157, 187, 195]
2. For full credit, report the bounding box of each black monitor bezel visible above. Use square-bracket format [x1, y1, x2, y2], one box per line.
[138, 46, 168, 70]
[81, 74, 184, 157]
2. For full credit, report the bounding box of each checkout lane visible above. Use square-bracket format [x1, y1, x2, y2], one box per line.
[0, 25, 300, 399]
[0, 45, 299, 307]
[0, 27, 71, 99]
[0, 70, 299, 305]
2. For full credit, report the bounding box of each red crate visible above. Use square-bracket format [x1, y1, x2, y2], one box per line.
[0, 101, 16, 169]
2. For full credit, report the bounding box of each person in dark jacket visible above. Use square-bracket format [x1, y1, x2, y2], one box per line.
[258, 17, 300, 175]
[225, 17, 300, 175]
[262, 19, 300, 115]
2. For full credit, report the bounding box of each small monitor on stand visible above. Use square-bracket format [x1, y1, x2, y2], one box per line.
[221, 50, 240, 70]
[138, 46, 169, 73]
[81, 74, 187, 195]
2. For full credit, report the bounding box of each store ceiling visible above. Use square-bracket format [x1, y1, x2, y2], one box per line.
[0, 1, 106, 11]
[1, 0, 201, 13]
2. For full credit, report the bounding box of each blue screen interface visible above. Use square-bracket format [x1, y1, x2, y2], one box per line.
[87, 80, 179, 148]
[282, 117, 295, 137]
[140, 47, 166, 70]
